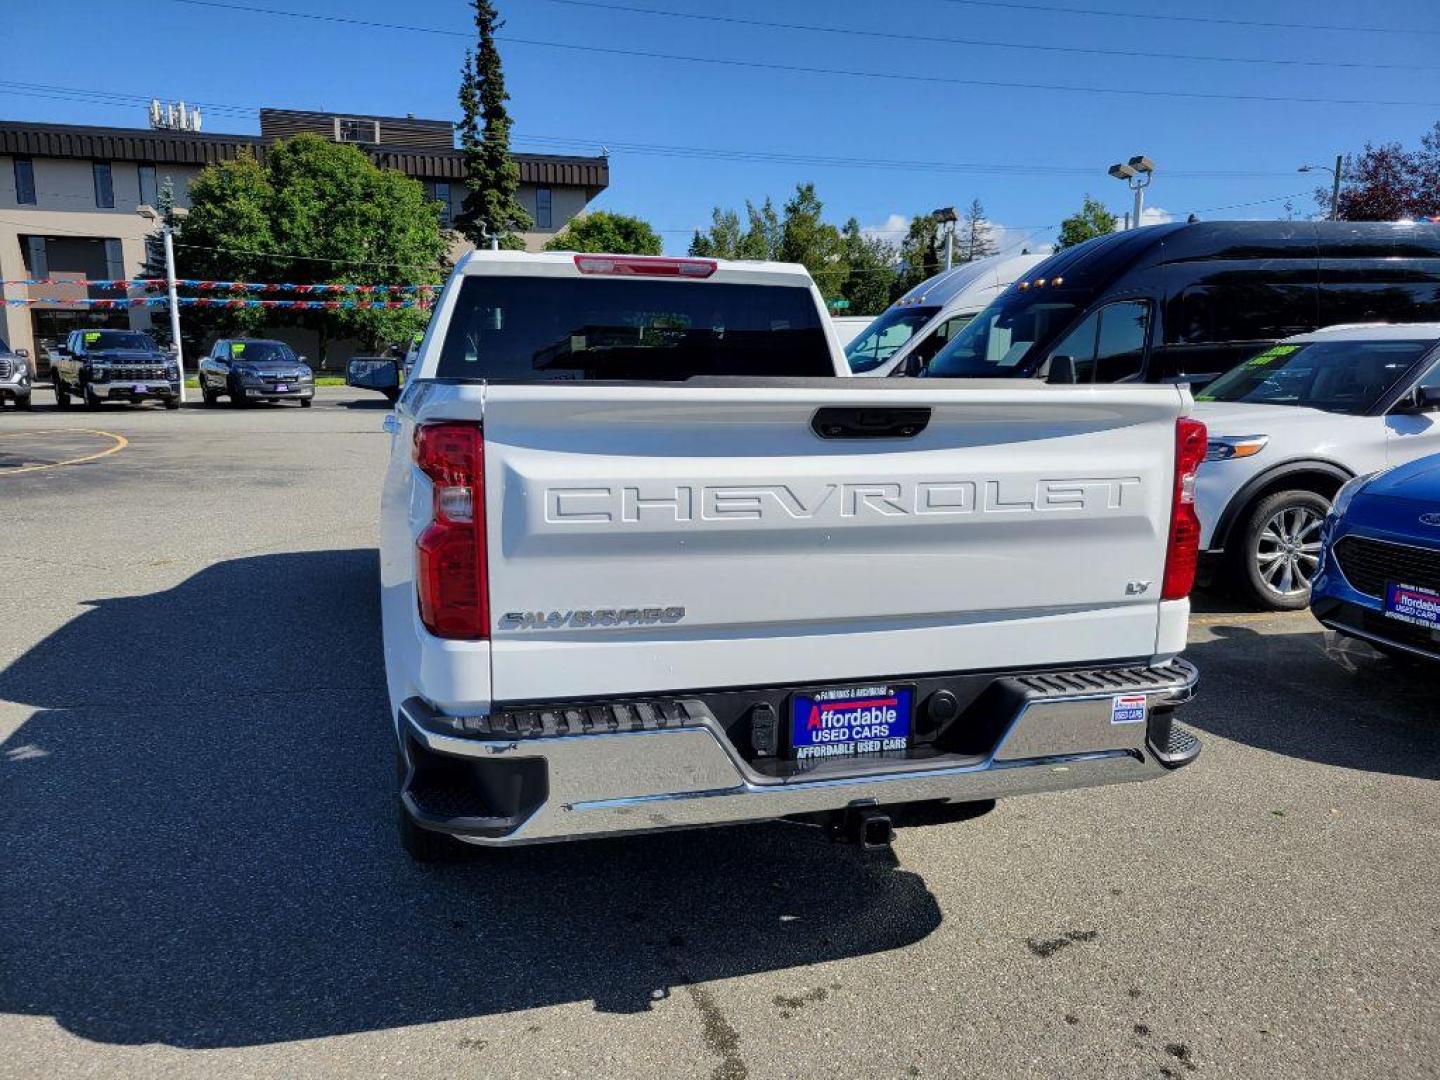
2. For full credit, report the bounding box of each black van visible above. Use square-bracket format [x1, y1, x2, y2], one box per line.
[909, 221, 1440, 384]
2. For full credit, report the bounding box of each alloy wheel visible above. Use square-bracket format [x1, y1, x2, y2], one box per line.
[1255, 505, 1324, 597]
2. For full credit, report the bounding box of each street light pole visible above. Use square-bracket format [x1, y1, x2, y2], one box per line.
[1299, 156, 1345, 221]
[1109, 156, 1155, 230]
[162, 222, 185, 404]
[931, 206, 959, 270]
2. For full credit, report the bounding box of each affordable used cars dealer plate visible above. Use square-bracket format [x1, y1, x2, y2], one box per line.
[790, 683, 913, 760]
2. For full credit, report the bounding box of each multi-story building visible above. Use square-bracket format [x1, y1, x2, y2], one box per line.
[0, 108, 609, 367]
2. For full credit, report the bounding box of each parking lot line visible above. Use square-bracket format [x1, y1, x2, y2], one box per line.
[0, 429, 128, 476]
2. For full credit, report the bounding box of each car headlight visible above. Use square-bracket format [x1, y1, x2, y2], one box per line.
[299, 367, 314, 381]
[236, 364, 257, 377]
[1331, 471, 1379, 519]
[91, 366, 108, 381]
[166, 364, 179, 380]
[1205, 434, 1269, 462]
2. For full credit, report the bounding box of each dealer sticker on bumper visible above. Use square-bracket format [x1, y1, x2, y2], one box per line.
[1111, 693, 1147, 724]
[1384, 582, 1440, 628]
[790, 684, 912, 760]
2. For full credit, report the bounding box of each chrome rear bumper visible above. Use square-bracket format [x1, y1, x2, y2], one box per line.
[398, 658, 1199, 846]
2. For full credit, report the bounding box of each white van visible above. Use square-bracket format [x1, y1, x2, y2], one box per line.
[845, 252, 1047, 377]
[830, 315, 874, 349]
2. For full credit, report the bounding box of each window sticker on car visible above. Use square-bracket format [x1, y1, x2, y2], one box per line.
[231, 343, 246, 357]
[1245, 344, 1299, 368]
[1110, 693, 1147, 724]
[84, 332, 101, 344]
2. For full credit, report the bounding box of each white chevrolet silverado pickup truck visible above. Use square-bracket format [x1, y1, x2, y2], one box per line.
[378, 250, 1205, 859]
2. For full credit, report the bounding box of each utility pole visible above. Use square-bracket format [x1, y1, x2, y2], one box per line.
[1330, 153, 1343, 221]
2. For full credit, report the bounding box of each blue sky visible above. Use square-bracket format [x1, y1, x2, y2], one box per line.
[7, 0, 1440, 253]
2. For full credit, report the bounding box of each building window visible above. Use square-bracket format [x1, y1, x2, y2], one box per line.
[138, 164, 157, 208]
[535, 186, 553, 229]
[431, 182, 454, 229]
[335, 118, 379, 144]
[14, 157, 36, 205]
[93, 161, 114, 208]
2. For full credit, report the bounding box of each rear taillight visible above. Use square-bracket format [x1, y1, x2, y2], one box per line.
[573, 254, 717, 278]
[1162, 416, 1209, 601]
[414, 422, 488, 639]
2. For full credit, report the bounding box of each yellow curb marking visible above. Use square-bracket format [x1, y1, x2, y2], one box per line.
[0, 429, 128, 475]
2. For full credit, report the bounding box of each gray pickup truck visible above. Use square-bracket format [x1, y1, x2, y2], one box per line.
[0, 336, 32, 410]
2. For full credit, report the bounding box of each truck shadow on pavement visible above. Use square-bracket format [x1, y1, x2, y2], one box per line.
[0, 549, 943, 1049]
[1183, 623, 1440, 780]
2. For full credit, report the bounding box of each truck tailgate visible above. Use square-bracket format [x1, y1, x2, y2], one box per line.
[479, 381, 1187, 701]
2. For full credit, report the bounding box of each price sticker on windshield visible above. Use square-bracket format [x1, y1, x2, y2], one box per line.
[84, 331, 101, 344]
[1244, 344, 1298, 368]
[231, 343, 247, 357]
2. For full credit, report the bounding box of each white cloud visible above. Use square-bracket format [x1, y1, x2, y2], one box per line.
[1139, 205, 1173, 226]
[861, 212, 1054, 257]
[861, 213, 910, 242]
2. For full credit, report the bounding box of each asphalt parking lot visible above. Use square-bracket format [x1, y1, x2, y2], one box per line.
[1, 388, 1437, 1080]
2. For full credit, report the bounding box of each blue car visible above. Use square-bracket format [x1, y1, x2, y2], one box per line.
[1311, 454, 1440, 662]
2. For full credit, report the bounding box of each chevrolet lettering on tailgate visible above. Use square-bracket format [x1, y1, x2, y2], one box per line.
[544, 476, 1143, 525]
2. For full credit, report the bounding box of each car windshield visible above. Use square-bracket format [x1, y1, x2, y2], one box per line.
[923, 291, 1081, 377]
[1197, 339, 1433, 414]
[229, 341, 297, 364]
[844, 307, 938, 373]
[436, 276, 834, 380]
[84, 331, 155, 351]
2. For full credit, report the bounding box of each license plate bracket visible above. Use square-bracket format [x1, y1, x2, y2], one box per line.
[789, 683, 913, 761]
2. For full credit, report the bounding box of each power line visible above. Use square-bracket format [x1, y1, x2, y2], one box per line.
[931, 0, 1440, 37]
[0, 82, 1304, 180]
[155, 0, 1440, 108]
[538, 0, 1440, 73]
[513, 134, 1298, 179]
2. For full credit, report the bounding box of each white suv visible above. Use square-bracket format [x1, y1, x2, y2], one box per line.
[1194, 323, 1440, 609]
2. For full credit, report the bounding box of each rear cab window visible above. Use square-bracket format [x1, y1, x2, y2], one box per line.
[436, 275, 835, 381]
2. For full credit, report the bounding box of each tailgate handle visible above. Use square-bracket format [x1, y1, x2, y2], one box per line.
[811, 407, 930, 440]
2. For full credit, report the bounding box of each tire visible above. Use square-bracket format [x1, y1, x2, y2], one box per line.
[395, 748, 467, 863]
[83, 385, 102, 411]
[14, 394, 31, 411]
[299, 397, 313, 408]
[1230, 489, 1331, 610]
[201, 386, 217, 407]
[54, 377, 71, 410]
[383, 388, 400, 405]
[164, 397, 180, 411]
[229, 378, 249, 407]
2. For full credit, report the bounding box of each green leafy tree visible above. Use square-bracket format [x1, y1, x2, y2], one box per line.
[544, 211, 663, 254]
[896, 215, 943, 294]
[179, 136, 448, 366]
[780, 183, 846, 299]
[1056, 195, 1118, 250]
[838, 218, 897, 316]
[959, 198, 998, 262]
[456, 0, 531, 249]
[689, 198, 782, 260]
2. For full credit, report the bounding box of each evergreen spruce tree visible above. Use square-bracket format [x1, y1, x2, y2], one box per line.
[456, 1, 531, 249]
